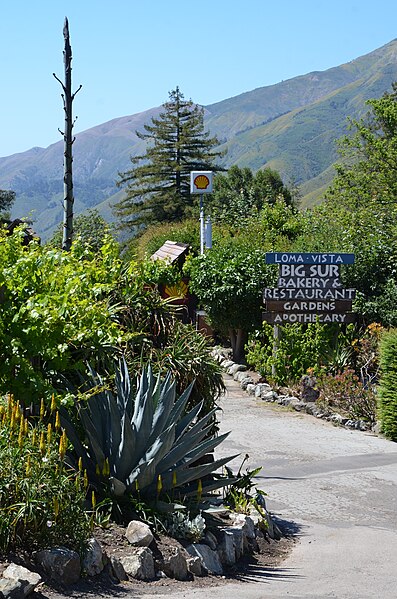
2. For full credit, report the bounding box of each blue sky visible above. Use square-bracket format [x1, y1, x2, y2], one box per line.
[0, 0, 397, 157]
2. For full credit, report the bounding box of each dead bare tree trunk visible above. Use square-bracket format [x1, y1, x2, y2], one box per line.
[53, 17, 81, 251]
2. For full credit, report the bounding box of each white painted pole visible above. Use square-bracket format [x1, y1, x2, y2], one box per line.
[200, 194, 205, 254]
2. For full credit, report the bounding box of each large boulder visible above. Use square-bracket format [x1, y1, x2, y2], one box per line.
[82, 538, 104, 577]
[35, 547, 81, 586]
[125, 520, 154, 547]
[186, 544, 223, 575]
[2, 563, 42, 597]
[119, 548, 155, 581]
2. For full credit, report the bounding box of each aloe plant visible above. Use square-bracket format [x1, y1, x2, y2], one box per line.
[60, 359, 237, 504]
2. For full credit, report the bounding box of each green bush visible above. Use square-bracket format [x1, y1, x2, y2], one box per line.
[378, 329, 397, 440]
[246, 322, 349, 384]
[0, 396, 89, 554]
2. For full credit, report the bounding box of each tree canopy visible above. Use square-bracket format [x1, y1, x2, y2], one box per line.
[115, 87, 223, 230]
[209, 165, 293, 225]
[0, 190, 16, 216]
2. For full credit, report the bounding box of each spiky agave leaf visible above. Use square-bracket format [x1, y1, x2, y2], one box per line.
[61, 360, 237, 509]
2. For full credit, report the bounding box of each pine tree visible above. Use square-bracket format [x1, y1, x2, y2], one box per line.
[115, 87, 223, 229]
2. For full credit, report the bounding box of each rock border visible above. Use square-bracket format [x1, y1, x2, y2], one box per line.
[0, 512, 283, 595]
[212, 347, 377, 433]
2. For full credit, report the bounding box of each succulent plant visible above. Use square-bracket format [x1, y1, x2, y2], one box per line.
[60, 359, 237, 503]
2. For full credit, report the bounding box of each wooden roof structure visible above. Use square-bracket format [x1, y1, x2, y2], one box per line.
[151, 240, 189, 266]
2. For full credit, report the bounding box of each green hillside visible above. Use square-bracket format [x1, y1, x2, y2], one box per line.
[1, 39, 397, 237]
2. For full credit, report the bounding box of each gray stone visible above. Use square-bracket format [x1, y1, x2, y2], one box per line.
[217, 530, 236, 566]
[246, 384, 257, 396]
[232, 514, 256, 541]
[119, 548, 155, 581]
[0, 578, 24, 599]
[234, 370, 249, 382]
[161, 548, 189, 581]
[240, 376, 254, 390]
[186, 544, 223, 575]
[186, 556, 205, 577]
[220, 527, 243, 560]
[227, 364, 247, 376]
[2, 564, 42, 597]
[83, 537, 104, 577]
[289, 399, 307, 411]
[36, 547, 81, 586]
[109, 557, 128, 582]
[261, 390, 277, 402]
[203, 530, 218, 551]
[255, 383, 273, 398]
[125, 520, 153, 547]
[222, 360, 234, 369]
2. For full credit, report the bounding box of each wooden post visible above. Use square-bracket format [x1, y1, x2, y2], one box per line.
[272, 324, 280, 378]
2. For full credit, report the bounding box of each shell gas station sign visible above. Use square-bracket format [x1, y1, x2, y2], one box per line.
[190, 171, 213, 194]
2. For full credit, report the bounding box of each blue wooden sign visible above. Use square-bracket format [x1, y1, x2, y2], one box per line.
[266, 252, 355, 265]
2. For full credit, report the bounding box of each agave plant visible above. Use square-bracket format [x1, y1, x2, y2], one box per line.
[60, 359, 237, 504]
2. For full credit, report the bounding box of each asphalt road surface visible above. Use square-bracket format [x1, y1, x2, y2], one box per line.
[144, 376, 397, 599]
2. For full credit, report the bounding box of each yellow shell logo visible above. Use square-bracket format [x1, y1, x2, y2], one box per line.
[165, 280, 188, 299]
[194, 174, 210, 190]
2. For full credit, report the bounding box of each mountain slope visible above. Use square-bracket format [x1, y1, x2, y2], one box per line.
[1, 39, 397, 238]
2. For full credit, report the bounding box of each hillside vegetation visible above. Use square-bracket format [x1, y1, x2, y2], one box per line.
[1, 39, 397, 237]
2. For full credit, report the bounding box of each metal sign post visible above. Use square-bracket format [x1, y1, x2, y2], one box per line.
[190, 171, 213, 254]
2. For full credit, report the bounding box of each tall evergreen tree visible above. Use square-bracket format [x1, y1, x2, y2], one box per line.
[115, 87, 223, 229]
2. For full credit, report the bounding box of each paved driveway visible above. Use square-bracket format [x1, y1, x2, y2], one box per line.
[144, 376, 397, 599]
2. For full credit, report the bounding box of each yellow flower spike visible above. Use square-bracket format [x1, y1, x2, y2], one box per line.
[14, 405, 20, 423]
[10, 410, 16, 432]
[135, 479, 139, 492]
[157, 474, 163, 495]
[91, 491, 96, 509]
[83, 469, 89, 489]
[24, 418, 28, 436]
[197, 479, 203, 502]
[59, 431, 67, 460]
[39, 431, 46, 455]
[55, 411, 61, 431]
[78, 456, 83, 472]
[25, 455, 31, 476]
[50, 394, 56, 413]
[172, 471, 177, 487]
[40, 399, 45, 420]
[0, 405, 4, 417]
[95, 463, 101, 476]
[102, 458, 110, 477]
[47, 423, 52, 445]
[75, 475, 80, 490]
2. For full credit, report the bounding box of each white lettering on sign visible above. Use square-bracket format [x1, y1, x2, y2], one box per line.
[279, 265, 340, 278]
[273, 253, 349, 264]
[277, 277, 342, 289]
[284, 301, 336, 311]
[263, 288, 356, 300]
[273, 313, 348, 324]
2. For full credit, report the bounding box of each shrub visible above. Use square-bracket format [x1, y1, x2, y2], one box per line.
[0, 396, 89, 555]
[246, 322, 346, 384]
[378, 329, 397, 440]
[316, 369, 377, 424]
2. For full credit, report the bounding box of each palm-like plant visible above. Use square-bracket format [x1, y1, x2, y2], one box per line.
[60, 360, 237, 506]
